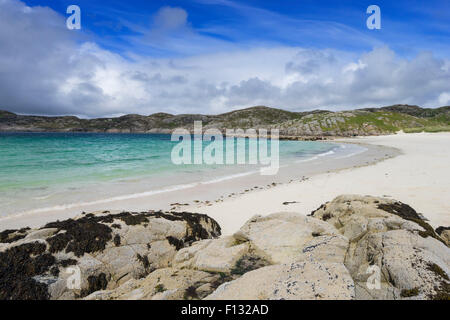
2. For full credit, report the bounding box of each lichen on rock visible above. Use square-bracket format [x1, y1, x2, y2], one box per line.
[1, 195, 448, 300]
[0, 210, 221, 300]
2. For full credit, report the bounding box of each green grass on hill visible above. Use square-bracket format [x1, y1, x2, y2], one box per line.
[277, 109, 450, 135]
[1, 105, 449, 135]
[403, 125, 450, 133]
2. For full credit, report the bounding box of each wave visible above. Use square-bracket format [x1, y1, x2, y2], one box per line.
[0, 182, 199, 221]
[295, 155, 319, 163]
[201, 170, 259, 184]
[295, 143, 369, 163]
[335, 147, 368, 159]
[295, 148, 336, 163]
[317, 150, 335, 157]
[0, 142, 369, 222]
[0, 169, 260, 221]
[32, 193, 56, 200]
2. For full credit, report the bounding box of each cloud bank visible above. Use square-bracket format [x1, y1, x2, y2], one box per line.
[0, 0, 449, 117]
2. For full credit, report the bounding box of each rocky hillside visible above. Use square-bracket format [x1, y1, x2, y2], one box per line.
[1, 195, 448, 300]
[0, 105, 448, 136]
[275, 107, 450, 136]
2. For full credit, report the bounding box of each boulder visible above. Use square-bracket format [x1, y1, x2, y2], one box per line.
[0, 210, 221, 300]
[84, 267, 219, 300]
[205, 259, 355, 300]
[233, 212, 342, 264]
[310, 195, 450, 299]
[205, 195, 449, 301]
[173, 236, 249, 273]
[2, 194, 448, 301]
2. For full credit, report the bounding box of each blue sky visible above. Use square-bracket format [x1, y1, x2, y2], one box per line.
[22, 0, 450, 58]
[0, 0, 449, 117]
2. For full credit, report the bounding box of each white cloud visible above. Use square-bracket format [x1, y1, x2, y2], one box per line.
[0, 0, 449, 118]
[153, 7, 188, 31]
[438, 92, 450, 105]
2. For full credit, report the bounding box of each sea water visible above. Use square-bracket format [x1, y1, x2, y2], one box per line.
[0, 132, 361, 218]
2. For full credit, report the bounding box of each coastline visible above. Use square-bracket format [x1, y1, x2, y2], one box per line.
[0, 137, 396, 231]
[184, 132, 450, 234]
[1, 132, 448, 235]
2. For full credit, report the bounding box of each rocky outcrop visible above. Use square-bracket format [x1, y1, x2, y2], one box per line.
[1, 105, 449, 136]
[84, 267, 220, 300]
[204, 196, 449, 300]
[309, 195, 449, 300]
[0, 211, 221, 300]
[173, 236, 250, 273]
[233, 212, 348, 264]
[206, 260, 355, 300]
[1, 195, 448, 300]
[202, 212, 354, 300]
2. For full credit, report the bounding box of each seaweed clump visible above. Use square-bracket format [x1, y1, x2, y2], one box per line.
[377, 202, 422, 221]
[210, 272, 233, 291]
[427, 263, 449, 281]
[427, 263, 450, 300]
[47, 259, 78, 277]
[401, 287, 419, 298]
[116, 212, 149, 226]
[431, 282, 450, 300]
[0, 227, 30, 243]
[435, 226, 450, 235]
[113, 234, 121, 247]
[136, 253, 154, 277]
[377, 202, 447, 246]
[183, 285, 199, 300]
[166, 236, 184, 250]
[160, 211, 222, 244]
[309, 203, 328, 217]
[42, 210, 220, 257]
[44, 217, 113, 257]
[0, 242, 53, 300]
[230, 255, 270, 276]
[79, 273, 108, 298]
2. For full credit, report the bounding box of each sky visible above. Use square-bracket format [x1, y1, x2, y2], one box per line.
[0, 0, 449, 117]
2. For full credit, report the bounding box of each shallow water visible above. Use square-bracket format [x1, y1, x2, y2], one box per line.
[0, 132, 362, 217]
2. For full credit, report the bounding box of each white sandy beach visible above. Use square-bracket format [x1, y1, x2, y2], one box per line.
[182, 132, 450, 234]
[1, 132, 449, 234]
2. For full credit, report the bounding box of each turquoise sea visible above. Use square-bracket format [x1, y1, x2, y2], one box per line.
[0, 132, 353, 217]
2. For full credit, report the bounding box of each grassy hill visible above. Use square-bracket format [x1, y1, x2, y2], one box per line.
[0, 104, 449, 136]
[275, 107, 450, 136]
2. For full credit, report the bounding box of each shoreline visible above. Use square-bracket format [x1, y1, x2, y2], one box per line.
[1, 132, 449, 235]
[184, 132, 449, 234]
[0, 138, 397, 232]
